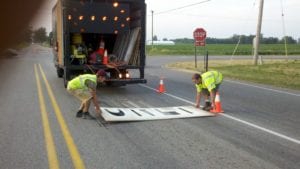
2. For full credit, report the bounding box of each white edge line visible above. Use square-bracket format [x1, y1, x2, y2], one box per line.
[225, 79, 300, 97]
[221, 114, 300, 144]
[139, 84, 300, 145]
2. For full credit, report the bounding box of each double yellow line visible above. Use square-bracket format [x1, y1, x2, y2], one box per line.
[34, 64, 86, 169]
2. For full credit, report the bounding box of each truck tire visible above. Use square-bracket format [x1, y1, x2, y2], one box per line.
[64, 77, 68, 88]
[63, 69, 70, 88]
[57, 67, 64, 78]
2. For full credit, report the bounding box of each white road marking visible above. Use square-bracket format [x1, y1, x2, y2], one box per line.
[101, 106, 213, 121]
[126, 101, 140, 108]
[225, 79, 300, 97]
[137, 101, 154, 108]
[139, 84, 300, 145]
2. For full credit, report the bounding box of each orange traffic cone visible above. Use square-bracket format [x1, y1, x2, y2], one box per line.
[210, 92, 224, 113]
[103, 49, 108, 65]
[157, 77, 166, 93]
[97, 39, 105, 56]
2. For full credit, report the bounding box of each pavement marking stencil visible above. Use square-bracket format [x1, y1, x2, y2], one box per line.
[101, 106, 215, 122]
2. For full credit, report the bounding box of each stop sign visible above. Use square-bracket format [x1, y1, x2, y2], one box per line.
[193, 28, 206, 46]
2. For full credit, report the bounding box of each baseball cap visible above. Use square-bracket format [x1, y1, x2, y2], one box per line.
[96, 69, 106, 77]
[192, 73, 201, 80]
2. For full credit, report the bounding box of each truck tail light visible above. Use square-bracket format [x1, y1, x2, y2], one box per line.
[126, 72, 130, 78]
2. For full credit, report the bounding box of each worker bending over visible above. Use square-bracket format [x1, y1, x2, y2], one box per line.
[192, 70, 223, 111]
[67, 70, 106, 119]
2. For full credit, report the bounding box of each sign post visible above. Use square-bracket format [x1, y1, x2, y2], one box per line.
[193, 28, 207, 70]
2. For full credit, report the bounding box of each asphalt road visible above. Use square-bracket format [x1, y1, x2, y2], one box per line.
[0, 45, 299, 169]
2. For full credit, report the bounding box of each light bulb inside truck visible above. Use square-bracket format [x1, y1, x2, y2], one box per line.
[119, 73, 122, 78]
[91, 15, 95, 21]
[102, 16, 107, 21]
[126, 72, 130, 78]
[79, 15, 84, 21]
[113, 2, 119, 7]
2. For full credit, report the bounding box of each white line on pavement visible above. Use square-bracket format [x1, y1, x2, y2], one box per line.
[221, 114, 300, 144]
[139, 84, 300, 145]
[225, 79, 300, 97]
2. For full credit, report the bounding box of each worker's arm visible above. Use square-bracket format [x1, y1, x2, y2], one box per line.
[86, 80, 101, 115]
[210, 89, 216, 109]
[195, 92, 201, 108]
[90, 89, 101, 115]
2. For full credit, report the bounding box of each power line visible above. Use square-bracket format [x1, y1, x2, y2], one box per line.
[230, 0, 257, 63]
[155, 0, 211, 15]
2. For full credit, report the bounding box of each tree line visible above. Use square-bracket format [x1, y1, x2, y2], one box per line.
[21, 28, 300, 45]
[19, 27, 49, 45]
[170, 34, 299, 44]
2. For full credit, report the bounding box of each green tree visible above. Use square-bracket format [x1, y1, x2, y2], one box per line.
[261, 37, 277, 44]
[19, 26, 33, 44]
[280, 36, 297, 44]
[33, 27, 47, 43]
[48, 31, 53, 46]
[172, 38, 193, 44]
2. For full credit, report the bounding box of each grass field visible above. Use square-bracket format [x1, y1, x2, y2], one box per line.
[146, 44, 300, 56]
[167, 60, 300, 90]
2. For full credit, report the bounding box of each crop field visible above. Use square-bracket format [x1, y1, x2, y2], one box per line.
[146, 44, 300, 56]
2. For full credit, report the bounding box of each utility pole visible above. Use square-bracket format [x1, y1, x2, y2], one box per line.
[280, 0, 288, 61]
[253, 0, 264, 65]
[151, 10, 154, 47]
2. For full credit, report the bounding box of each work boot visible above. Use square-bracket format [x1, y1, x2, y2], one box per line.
[76, 110, 83, 118]
[82, 112, 95, 119]
[202, 101, 212, 111]
[205, 101, 211, 107]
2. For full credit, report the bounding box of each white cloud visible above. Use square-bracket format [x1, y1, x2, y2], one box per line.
[146, 0, 300, 39]
[31, 0, 300, 40]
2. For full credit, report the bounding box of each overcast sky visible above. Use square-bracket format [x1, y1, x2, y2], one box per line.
[31, 0, 300, 40]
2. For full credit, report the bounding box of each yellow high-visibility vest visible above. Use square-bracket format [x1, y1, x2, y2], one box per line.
[67, 74, 97, 90]
[195, 71, 223, 92]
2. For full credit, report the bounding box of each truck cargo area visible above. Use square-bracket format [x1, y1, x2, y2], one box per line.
[68, 28, 142, 67]
[52, 0, 147, 87]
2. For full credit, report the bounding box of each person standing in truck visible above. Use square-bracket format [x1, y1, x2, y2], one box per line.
[67, 70, 106, 119]
[192, 71, 223, 111]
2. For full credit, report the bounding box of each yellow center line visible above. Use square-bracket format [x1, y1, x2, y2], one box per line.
[34, 64, 60, 169]
[38, 64, 86, 169]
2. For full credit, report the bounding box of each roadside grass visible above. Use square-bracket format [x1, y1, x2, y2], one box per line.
[167, 60, 300, 90]
[146, 44, 300, 56]
[14, 42, 30, 50]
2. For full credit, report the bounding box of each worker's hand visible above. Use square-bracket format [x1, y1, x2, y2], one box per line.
[95, 107, 102, 117]
[211, 103, 216, 110]
[195, 104, 200, 108]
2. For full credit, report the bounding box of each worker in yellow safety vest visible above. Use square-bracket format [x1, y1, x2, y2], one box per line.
[192, 70, 223, 111]
[67, 70, 106, 119]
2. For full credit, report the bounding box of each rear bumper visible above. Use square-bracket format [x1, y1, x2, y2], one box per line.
[105, 78, 147, 85]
